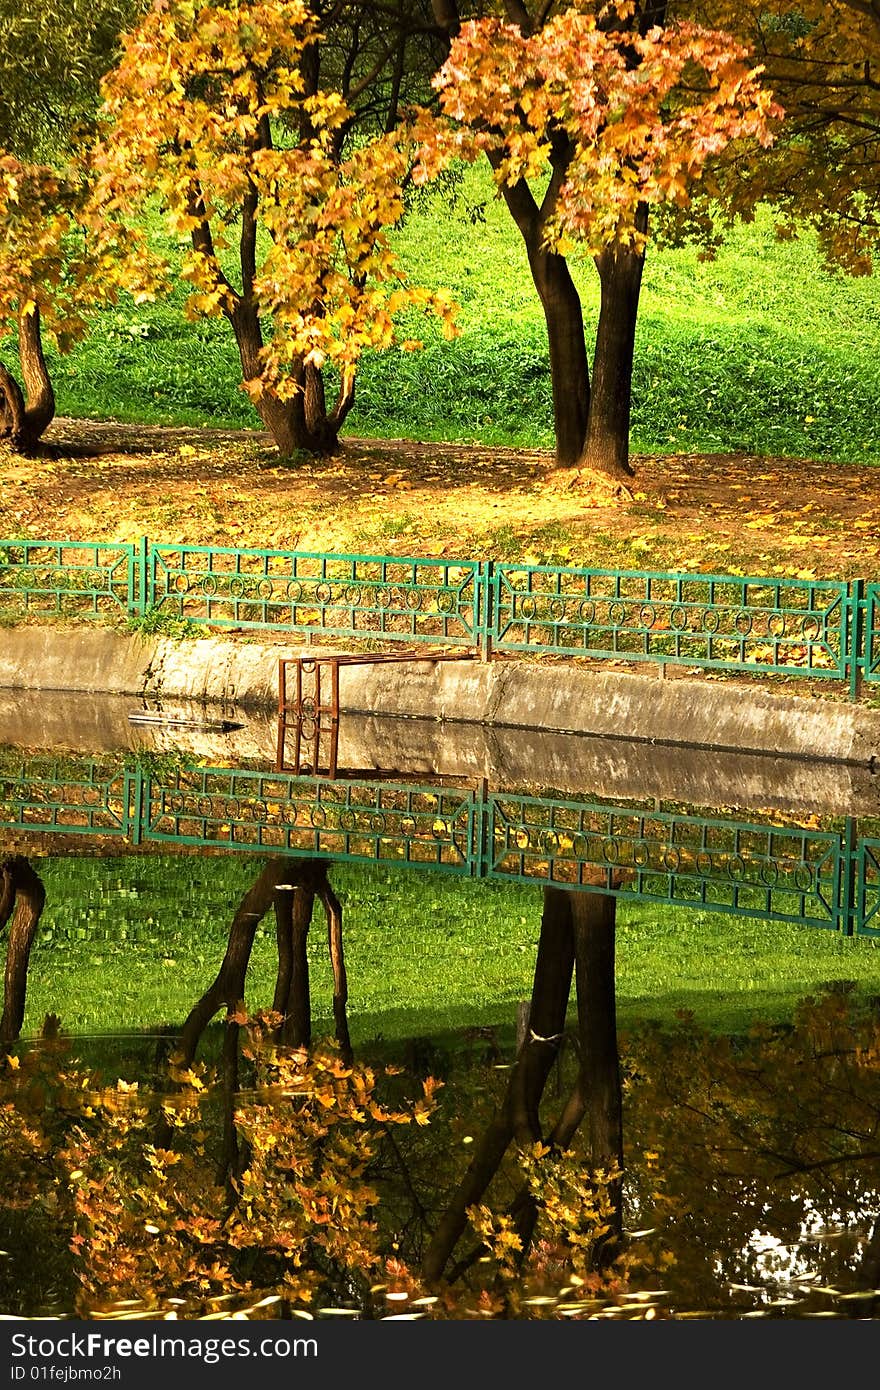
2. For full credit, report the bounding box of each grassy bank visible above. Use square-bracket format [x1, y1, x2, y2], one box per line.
[25, 166, 880, 466]
[22, 855, 880, 1043]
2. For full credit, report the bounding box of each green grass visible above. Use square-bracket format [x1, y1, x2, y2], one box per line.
[16, 164, 878, 465]
[21, 854, 880, 1044]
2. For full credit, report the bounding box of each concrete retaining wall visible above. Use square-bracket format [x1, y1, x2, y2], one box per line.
[1, 625, 879, 764]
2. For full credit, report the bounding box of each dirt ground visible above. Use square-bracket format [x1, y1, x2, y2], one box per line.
[1, 417, 877, 580]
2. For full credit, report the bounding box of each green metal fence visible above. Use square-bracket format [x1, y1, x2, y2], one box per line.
[142, 764, 478, 873]
[4, 753, 880, 934]
[0, 540, 136, 620]
[486, 792, 843, 930]
[0, 755, 135, 838]
[146, 543, 483, 647]
[4, 535, 880, 690]
[489, 564, 851, 678]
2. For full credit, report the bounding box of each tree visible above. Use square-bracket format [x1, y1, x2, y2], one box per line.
[92, 0, 457, 457]
[0, 0, 141, 455]
[686, 0, 880, 275]
[0, 156, 146, 453]
[422, 0, 780, 489]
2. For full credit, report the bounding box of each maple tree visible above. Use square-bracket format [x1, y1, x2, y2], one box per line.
[684, 0, 880, 275]
[0, 155, 151, 454]
[421, 0, 780, 488]
[0, 0, 143, 455]
[92, 0, 457, 457]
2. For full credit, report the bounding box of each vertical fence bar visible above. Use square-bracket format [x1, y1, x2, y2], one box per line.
[127, 766, 144, 846]
[841, 816, 858, 936]
[137, 536, 149, 617]
[848, 578, 865, 700]
[477, 777, 490, 876]
[480, 560, 493, 660]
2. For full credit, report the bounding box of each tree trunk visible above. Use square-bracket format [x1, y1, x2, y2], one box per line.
[0, 856, 46, 1043]
[278, 883, 314, 1050]
[422, 885, 575, 1282]
[507, 891, 622, 1269]
[319, 872, 353, 1064]
[571, 890, 623, 1265]
[230, 301, 342, 458]
[529, 251, 591, 467]
[0, 306, 55, 455]
[177, 857, 287, 1067]
[493, 171, 591, 468]
[577, 209, 649, 489]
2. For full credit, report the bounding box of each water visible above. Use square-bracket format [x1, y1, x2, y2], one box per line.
[2, 696, 880, 1320]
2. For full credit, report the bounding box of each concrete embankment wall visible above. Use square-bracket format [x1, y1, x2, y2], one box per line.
[2, 626, 879, 765]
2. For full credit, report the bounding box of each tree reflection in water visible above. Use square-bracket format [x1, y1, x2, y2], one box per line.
[3, 870, 880, 1319]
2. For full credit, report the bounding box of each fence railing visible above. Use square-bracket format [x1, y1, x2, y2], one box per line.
[2, 537, 878, 692]
[2, 754, 879, 935]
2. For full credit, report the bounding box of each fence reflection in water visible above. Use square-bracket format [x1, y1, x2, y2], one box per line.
[1, 752, 878, 936]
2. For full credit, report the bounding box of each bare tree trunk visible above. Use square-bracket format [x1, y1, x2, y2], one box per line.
[0, 856, 46, 1043]
[279, 882, 314, 1050]
[0, 307, 55, 455]
[177, 857, 288, 1067]
[493, 171, 591, 468]
[231, 305, 341, 457]
[318, 871, 353, 1064]
[216, 1016, 243, 1191]
[577, 231, 646, 490]
[422, 886, 575, 1282]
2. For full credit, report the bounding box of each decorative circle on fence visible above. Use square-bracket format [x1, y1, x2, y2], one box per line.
[609, 601, 627, 627]
[520, 595, 538, 620]
[579, 600, 596, 624]
[703, 609, 721, 633]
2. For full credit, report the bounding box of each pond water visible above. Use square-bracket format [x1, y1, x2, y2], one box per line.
[2, 696, 880, 1320]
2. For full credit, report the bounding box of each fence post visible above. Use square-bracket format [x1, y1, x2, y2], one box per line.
[480, 559, 494, 661]
[127, 766, 144, 847]
[848, 578, 865, 701]
[136, 536, 149, 617]
[476, 776, 490, 878]
[841, 816, 858, 936]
